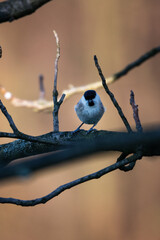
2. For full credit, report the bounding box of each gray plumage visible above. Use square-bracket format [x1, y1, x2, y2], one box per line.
[74, 90, 105, 132]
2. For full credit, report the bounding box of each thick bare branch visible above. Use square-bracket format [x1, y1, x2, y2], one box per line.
[0, 128, 160, 206]
[0, 128, 160, 167]
[0, 0, 53, 23]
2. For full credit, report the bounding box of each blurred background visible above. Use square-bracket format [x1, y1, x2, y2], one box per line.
[0, 0, 160, 239]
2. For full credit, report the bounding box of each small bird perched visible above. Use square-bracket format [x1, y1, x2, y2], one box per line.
[74, 90, 105, 133]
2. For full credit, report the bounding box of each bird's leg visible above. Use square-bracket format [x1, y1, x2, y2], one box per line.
[72, 122, 84, 134]
[87, 123, 97, 134]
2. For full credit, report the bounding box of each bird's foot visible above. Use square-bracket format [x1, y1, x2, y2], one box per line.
[71, 122, 84, 136]
[86, 128, 97, 134]
[71, 128, 81, 135]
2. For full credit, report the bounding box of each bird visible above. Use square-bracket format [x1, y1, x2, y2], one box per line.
[73, 90, 105, 133]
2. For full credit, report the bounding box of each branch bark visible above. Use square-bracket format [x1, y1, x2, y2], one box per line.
[0, 129, 160, 207]
[0, 129, 160, 167]
[0, 152, 142, 206]
[94, 55, 133, 133]
[52, 31, 65, 132]
[0, 0, 53, 23]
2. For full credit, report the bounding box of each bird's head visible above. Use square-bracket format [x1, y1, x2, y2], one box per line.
[84, 90, 97, 106]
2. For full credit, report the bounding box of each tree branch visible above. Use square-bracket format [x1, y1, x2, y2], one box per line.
[116, 90, 143, 171]
[0, 99, 59, 145]
[1, 128, 160, 167]
[1, 46, 159, 112]
[113, 46, 160, 81]
[52, 30, 65, 132]
[0, 152, 142, 206]
[0, 46, 2, 58]
[0, 0, 53, 23]
[94, 55, 132, 133]
[0, 27, 159, 207]
[39, 74, 45, 100]
[0, 127, 160, 206]
[0, 99, 19, 134]
[130, 90, 143, 133]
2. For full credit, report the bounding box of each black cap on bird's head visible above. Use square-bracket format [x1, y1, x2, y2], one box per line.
[84, 90, 96, 100]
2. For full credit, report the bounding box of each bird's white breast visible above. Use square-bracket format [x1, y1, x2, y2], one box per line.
[75, 95, 105, 124]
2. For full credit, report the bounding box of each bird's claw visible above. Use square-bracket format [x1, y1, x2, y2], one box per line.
[86, 128, 97, 134]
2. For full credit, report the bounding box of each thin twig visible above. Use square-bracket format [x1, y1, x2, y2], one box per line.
[94, 55, 133, 133]
[53, 31, 60, 94]
[0, 46, 2, 58]
[130, 90, 143, 133]
[0, 100, 19, 134]
[1, 46, 160, 112]
[113, 46, 160, 81]
[58, 93, 66, 106]
[52, 30, 65, 132]
[0, 99, 59, 145]
[117, 90, 143, 171]
[121, 90, 143, 171]
[0, 130, 57, 145]
[53, 30, 60, 132]
[0, 152, 142, 206]
[116, 152, 137, 172]
[39, 74, 45, 100]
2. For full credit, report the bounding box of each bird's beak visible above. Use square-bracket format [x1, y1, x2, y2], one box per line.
[88, 100, 94, 106]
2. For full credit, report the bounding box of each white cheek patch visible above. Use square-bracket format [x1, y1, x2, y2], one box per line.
[4, 92, 12, 100]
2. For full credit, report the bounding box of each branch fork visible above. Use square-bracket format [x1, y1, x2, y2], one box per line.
[52, 30, 65, 132]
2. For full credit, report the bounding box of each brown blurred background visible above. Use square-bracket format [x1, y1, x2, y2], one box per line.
[0, 0, 160, 239]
